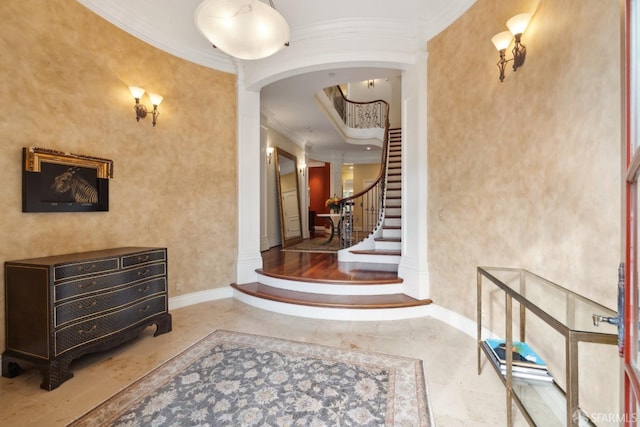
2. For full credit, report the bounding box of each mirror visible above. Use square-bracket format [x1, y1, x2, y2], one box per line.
[274, 147, 303, 248]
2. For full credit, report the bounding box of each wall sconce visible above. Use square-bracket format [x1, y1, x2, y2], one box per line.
[129, 86, 164, 126]
[266, 146, 274, 164]
[491, 13, 532, 82]
[299, 163, 306, 176]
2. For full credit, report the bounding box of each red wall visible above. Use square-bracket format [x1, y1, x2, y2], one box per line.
[308, 164, 331, 216]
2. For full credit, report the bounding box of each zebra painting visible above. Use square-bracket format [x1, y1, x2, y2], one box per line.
[51, 167, 99, 204]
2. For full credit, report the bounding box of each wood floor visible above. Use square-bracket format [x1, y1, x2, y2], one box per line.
[258, 246, 402, 284]
[231, 246, 432, 309]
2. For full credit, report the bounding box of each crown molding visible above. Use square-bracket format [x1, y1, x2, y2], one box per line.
[76, 1, 476, 85]
[241, 18, 423, 89]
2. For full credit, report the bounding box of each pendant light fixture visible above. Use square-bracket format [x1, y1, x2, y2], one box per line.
[194, 0, 290, 60]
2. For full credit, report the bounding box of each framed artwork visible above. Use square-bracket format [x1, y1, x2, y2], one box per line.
[22, 147, 113, 212]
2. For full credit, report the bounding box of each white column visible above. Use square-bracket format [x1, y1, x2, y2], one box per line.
[300, 144, 310, 239]
[236, 82, 263, 284]
[330, 151, 343, 198]
[398, 51, 429, 300]
[260, 124, 270, 251]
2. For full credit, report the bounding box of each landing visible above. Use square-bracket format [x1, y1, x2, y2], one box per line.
[259, 246, 401, 285]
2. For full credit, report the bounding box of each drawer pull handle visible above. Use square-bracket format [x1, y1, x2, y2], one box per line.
[78, 264, 97, 272]
[138, 269, 150, 276]
[138, 286, 150, 293]
[139, 305, 151, 313]
[78, 281, 97, 290]
[78, 325, 97, 335]
[77, 300, 97, 310]
[138, 255, 150, 262]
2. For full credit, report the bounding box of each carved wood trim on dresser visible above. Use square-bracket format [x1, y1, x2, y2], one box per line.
[2, 247, 172, 390]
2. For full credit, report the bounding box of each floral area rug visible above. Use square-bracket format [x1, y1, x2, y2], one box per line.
[69, 330, 431, 426]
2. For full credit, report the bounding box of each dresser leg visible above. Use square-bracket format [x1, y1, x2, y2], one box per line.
[41, 357, 73, 391]
[153, 313, 173, 336]
[2, 356, 24, 378]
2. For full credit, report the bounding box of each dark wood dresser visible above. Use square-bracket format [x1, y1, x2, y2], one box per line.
[2, 247, 172, 390]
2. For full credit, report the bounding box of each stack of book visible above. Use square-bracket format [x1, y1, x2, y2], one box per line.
[482, 338, 553, 383]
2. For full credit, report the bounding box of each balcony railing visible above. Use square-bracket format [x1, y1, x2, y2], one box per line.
[323, 86, 386, 129]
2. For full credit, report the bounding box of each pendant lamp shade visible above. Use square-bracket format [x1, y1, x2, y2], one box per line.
[195, 0, 290, 60]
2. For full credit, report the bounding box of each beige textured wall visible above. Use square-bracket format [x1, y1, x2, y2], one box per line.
[427, 0, 621, 419]
[0, 0, 237, 351]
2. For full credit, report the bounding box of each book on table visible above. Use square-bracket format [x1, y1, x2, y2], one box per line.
[482, 339, 553, 382]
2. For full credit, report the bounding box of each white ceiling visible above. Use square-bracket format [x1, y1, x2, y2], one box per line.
[77, 0, 474, 160]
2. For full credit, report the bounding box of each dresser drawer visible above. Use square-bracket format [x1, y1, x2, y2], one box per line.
[54, 257, 119, 281]
[55, 295, 167, 356]
[54, 263, 166, 302]
[54, 277, 167, 327]
[122, 249, 166, 268]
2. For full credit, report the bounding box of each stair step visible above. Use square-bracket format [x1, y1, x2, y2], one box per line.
[232, 283, 430, 309]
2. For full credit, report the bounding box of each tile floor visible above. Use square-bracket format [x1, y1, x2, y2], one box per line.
[0, 298, 526, 426]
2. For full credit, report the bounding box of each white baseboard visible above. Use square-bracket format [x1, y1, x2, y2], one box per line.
[0, 292, 490, 375]
[169, 287, 233, 311]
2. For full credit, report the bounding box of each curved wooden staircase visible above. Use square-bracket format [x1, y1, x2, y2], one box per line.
[348, 128, 402, 261]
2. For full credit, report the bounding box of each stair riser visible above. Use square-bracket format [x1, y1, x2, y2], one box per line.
[341, 252, 402, 264]
[384, 218, 401, 227]
[256, 273, 404, 295]
[386, 207, 401, 216]
[382, 228, 401, 239]
[375, 241, 401, 251]
[233, 292, 431, 321]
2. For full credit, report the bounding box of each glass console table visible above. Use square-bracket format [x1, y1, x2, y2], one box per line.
[476, 267, 617, 426]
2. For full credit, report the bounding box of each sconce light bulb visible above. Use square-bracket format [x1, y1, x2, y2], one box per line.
[149, 93, 164, 106]
[491, 31, 513, 52]
[129, 86, 145, 99]
[506, 13, 532, 37]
